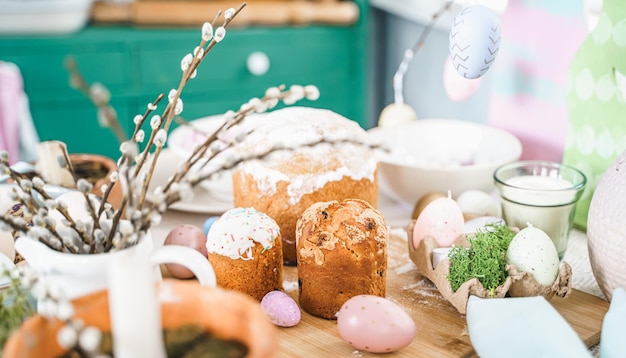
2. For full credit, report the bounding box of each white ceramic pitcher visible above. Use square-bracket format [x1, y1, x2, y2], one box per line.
[14, 231, 216, 300]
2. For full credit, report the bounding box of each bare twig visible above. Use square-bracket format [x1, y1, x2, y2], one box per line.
[392, 1, 454, 104]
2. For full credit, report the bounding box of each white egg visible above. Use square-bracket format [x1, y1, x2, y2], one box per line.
[463, 216, 505, 234]
[506, 225, 560, 286]
[48, 191, 97, 229]
[457, 190, 501, 218]
[449, 5, 501, 79]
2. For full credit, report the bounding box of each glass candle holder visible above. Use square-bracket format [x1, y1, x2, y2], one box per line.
[494, 161, 586, 259]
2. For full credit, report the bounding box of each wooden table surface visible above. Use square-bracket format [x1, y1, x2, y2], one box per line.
[273, 231, 610, 357]
[153, 181, 611, 357]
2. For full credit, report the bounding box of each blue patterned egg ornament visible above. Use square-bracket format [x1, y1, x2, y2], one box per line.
[449, 5, 501, 79]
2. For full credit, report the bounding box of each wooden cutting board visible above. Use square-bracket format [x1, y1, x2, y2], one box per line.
[276, 231, 610, 357]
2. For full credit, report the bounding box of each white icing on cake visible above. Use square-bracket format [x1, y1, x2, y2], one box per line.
[232, 107, 378, 204]
[206, 207, 279, 260]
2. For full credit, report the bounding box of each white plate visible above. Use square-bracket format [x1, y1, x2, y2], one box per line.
[150, 149, 233, 214]
[167, 114, 226, 161]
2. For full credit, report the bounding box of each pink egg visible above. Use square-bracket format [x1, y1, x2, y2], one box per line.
[164, 224, 208, 279]
[443, 55, 483, 101]
[412, 194, 464, 248]
[261, 290, 301, 327]
[337, 295, 416, 353]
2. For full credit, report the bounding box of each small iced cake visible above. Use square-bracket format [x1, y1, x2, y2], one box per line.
[206, 207, 283, 301]
[231, 106, 379, 265]
[296, 199, 388, 319]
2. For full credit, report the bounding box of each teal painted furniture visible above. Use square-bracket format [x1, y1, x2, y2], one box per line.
[0, 0, 368, 159]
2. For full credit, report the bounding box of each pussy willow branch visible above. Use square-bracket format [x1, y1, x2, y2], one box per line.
[162, 84, 289, 194]
[6, 174, 93, 252]
[65, 57, 128, 144]
[134, 3, 247, 209]
[1, 4, 253, 254]
[194, 138, 385, 187]
[129, 94, 165, 145]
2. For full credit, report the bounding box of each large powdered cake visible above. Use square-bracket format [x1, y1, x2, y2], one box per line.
[231, 107, 379, 265]
[296, 199, 388, 319]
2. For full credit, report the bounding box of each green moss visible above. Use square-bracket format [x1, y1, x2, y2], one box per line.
[447, 223, 516, 296]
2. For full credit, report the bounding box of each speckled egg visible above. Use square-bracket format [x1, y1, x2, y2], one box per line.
[506, 225, 560, 286]
[164, 224, 208, 279]
[261, 290, 301, 327]
[337, 295, 416, 353]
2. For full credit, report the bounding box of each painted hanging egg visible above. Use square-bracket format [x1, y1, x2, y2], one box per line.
[442, 55, 483, 101]
[449, 5, 501, 79]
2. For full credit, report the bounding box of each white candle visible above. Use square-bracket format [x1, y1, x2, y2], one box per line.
[432, 247, 452, 270]
[500, 175, 576, 259]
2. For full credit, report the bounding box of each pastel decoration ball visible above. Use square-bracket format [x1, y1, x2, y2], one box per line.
[337, 295, 416, 353]
[449, 5, 501, 79]
[260, 290, 301, 327]
[164, 224, 208, 279]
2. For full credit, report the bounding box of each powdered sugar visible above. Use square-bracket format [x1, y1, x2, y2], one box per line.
[282, 280, 298, 292]
[395, 262, 418, 275]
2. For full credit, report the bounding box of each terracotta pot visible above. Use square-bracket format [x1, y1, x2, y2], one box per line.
[69, 153, 123, 210]
[4, 280, 278, 357]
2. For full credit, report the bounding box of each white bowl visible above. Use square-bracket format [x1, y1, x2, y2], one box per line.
[367, 119, 522, 206]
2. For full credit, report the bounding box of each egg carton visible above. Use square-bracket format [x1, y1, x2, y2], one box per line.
[406, 220, 572, 315]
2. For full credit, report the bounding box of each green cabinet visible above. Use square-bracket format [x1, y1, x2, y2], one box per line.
[0, 0, 369, 159]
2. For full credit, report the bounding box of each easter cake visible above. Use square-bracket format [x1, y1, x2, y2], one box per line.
[206, 207, 283, 301]
[231, 106, 379, 265]
[295, 199, 388, 319]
